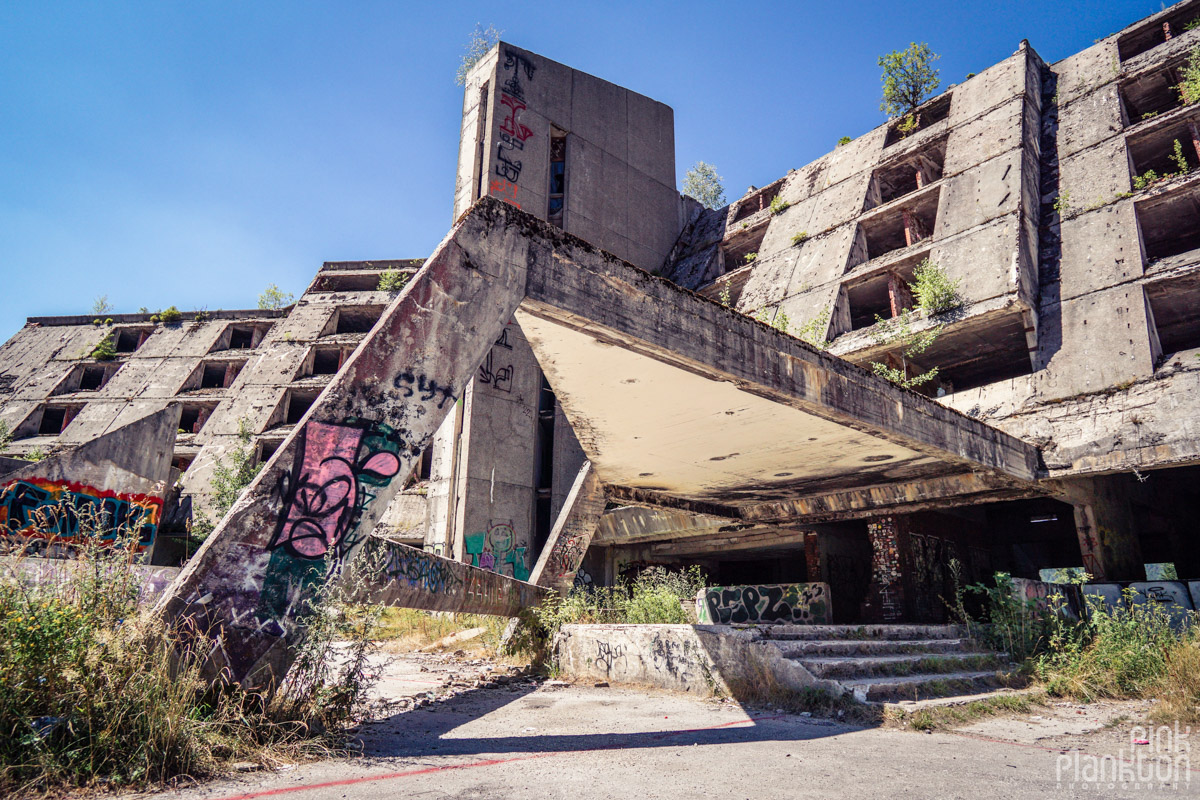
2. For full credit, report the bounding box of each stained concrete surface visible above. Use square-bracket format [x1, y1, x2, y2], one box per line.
[140, 654, 1198, 800]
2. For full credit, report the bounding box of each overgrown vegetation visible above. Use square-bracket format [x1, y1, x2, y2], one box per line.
[258, 284, 294, 311]
[377, 269, 410, 293]
[1178, 45, 1200, 106]
[0, 421, 11, 454]
[189, 418, 261, 545]
[795, 308, 832, 350]
[682, 161, 727, 210]
[911, 258, 962, 315]
[0, 524, 382, 795]
[1053, 190, 1071, 216]
[455, 23, 502, 86]
[868, 309, 941, 389]
[768, 195, 790, 215]
[791, 231, 809, 246]
[837, 136, 852, 146]
[879, 42, 941, 118]
[91, 295, 113, 316]
[152, 306, 183, 325]
[89, 333, 117, 362]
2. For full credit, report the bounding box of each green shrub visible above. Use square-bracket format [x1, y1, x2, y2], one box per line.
[795, 308, 832, 350]
[1133, 169, 1160, 190]
[377, 269, 410, 293]
[157, 306, 183, 324]
[90, 334, 117, 362]
[744, 252, 758, 263]
[1178, 46, 1200, 106]
[896, 114, 919, 137]
[790, 231, 809, 246]
[189, 418, 260, 545]
[768, 195, 790, 215]
[910, 258, 962, 315]
[1171, 139, 1191, 175]
[718, 284, 732, 307]
[837, 136, 852, 146]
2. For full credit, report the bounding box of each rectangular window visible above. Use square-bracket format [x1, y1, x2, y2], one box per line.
[548, 129, 566, 227]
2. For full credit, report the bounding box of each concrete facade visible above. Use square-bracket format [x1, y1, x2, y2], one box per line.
[6, 3, 1200, 631]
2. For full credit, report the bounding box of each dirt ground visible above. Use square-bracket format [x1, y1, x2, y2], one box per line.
[136, 651, 1200, 800]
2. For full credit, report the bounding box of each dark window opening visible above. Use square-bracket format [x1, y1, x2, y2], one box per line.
[865, 137, 947, 210]
[257, 439, 282, 466]
[1119, 7, 1200, 62]
[1147, 274, 1200, 355]
[1122, 65, 1187, 124]
[334, 306, 385, 334]
[418, 446, 433, 481]
[200, 363, 228, 389]
[1127, 119, 1200, 179]
[720, 224, 769, 273]
[178, 405, 213, 434]
[286, 391, 319, 425]
[923, 314, 1034, 393]
[883, 94, 952, 148]
[845, 263, 919, 331]
[732, 182, 782, 223]
[311, 272, 391, 292]
[532, 374, 557, 555]
[78, 365, 107, 391]
[311, 348, 344, 375]
[1137, 186, 1200, 262]
[548, 129, 566, 228]
[115, 328, 149, 353]
[38, 405, 78, 435]
[171, 454, 195, 473]
[847, 191, 939, 271]
[229, 327, 256, 349]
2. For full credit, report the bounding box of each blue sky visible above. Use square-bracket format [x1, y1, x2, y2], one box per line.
[0, 0, 1169, 338]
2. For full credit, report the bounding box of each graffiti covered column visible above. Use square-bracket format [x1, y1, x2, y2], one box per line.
[527, 460, 605, 593]
[859, 515, 906, 623]
[1067, 475, 1144, 582]
[156, 199, 533, 688]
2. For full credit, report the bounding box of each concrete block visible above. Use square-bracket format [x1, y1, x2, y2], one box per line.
[943, 98, 1026, 176]
[1057, 82, 1123, 160]
[1058, 137, 1132, 216]
[1057, 201, 1141, 302]
[934, 149, 1024, 239]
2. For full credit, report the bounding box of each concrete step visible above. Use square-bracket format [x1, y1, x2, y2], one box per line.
[840, 669, 1026, 703]
[771, 637, 975, 658]
[758, 624, 963, 642]
[795, 651, 1005, 680]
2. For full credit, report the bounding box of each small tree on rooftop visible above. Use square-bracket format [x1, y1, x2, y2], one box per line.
[682, 161, 727, 210]
[258, 283, 294, 310]
[879, 42, 941, 118]
[91, 295, 113, 315]
[456, 23, 503, 86]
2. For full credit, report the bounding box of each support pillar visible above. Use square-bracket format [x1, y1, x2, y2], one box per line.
[860, 516, 906, 623]
[528, 460, 606, 594]
[1065, 476, 1145, 582]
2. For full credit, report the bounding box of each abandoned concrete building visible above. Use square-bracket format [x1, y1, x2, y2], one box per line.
[5, 1, 1200, 637]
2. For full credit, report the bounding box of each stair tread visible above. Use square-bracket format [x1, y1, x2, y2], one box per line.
[839, 669, 1013, 688]
[796, 651, 999, 665]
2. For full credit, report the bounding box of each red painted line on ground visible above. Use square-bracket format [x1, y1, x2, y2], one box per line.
[206, 714, 781, 800]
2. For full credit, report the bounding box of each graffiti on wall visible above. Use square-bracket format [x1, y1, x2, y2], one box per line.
[373, 538, 465, 595]
[464, 521, 530, 581]
[865, 517, 904, 622]
[493, 49, 536, 197]
[0, 477, 161, 553]
[544, 532, 588, 582]
[698, 582, 831, 625]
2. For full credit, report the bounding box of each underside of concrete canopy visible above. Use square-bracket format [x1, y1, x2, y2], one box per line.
[515, 218, 1043, 527]
[158, 197, 1044, 688]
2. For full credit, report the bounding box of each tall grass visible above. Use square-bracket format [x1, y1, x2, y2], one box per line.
[0, 531, 384, 796]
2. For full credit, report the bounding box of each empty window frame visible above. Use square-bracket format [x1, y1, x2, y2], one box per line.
[310, 272, 385, 292]
[847, 191, 939, 270]
[54, 363, 119, 395]
[732, 182, 782, 223]
[720, 223, 769, 272]
[257, 438, 283, 466]
[333, 306, 385, 335]
[178, 404, 215, 434]
[865, 138, 947, 211]
[1146, 274, 1200, 355]
[114, 328, 151, 353]
[1118, 7, 1200, 62]
[198, 360, 245, 389]
[285, 390, 320, 425]
[1127, 117, 1200, 178]
[548, 128, 566, 227]
[310, 347, 346, 376]
[1121, 64, 1188, 124]
[883, 95, 952, 148]
[37, 404, 81, 435]
[1137, 185, 1200, 263]
[843, 258, 923, 331]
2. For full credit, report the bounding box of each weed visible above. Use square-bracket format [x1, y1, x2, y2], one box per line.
[790, 231, 809, 246]
[1142, 111, 1159, 120]
[257, 284, 294, 311]
[744, 252, 758, 263]
[868, 309, 941, 389]
[1171, 138, 1191, 175]
[157, 306, 183, 324]
[795, 308, 832, 350]
[1133, 169, 1160, 190]
[89, 333, 117, 362]
[837, 136, 852, 146]
[1053, 190, 1072, 216]
[0, 422, 10, 454]
[911, 258, 962, 315]
[1178, 46, 1200, 106]
[188, 418, 261, 548]
[377, 269, 410, 293]
[768, 195, 791, 215]
[718, 283, 732, 307]
[896, 114, 919, 138]
[773, 310, 791, 334]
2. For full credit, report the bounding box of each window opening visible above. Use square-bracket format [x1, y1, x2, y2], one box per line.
[548, 129, 566, 227]
[334, 306, 385, 334]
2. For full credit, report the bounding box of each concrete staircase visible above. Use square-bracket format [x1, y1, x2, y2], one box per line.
[760, 624, 1026, 704]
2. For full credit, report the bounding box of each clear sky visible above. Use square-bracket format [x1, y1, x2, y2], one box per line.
[0, 0, 1170, 339]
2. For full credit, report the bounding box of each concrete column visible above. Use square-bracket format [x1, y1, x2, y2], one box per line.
[887, 271, 914, 317]
[1066, 475, 1145, 582]
[804, 531, 822, 583]
[860, 516, 906, 622]
[528, 460, 606, 594]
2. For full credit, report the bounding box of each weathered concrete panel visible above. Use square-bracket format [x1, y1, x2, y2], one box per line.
[696, 583, 831, 625]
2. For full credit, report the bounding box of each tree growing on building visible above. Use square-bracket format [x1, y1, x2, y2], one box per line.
[682, 161, 727, 209]
[456, 23, 502, 86]
[1179, 45, 1200, 105]
[91, 295, 113, 315]
[258, 284, 294, 310]
[879, 42, 941, 118]
[869, 310, 941, 389]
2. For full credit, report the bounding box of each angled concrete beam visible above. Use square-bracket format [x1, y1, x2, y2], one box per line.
[527, 461, 606, 593]
[156, 200, 533, 688]
[0, 406, 178, 557]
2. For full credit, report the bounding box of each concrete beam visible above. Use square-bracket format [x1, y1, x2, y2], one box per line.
[527, 461, 606, 593]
